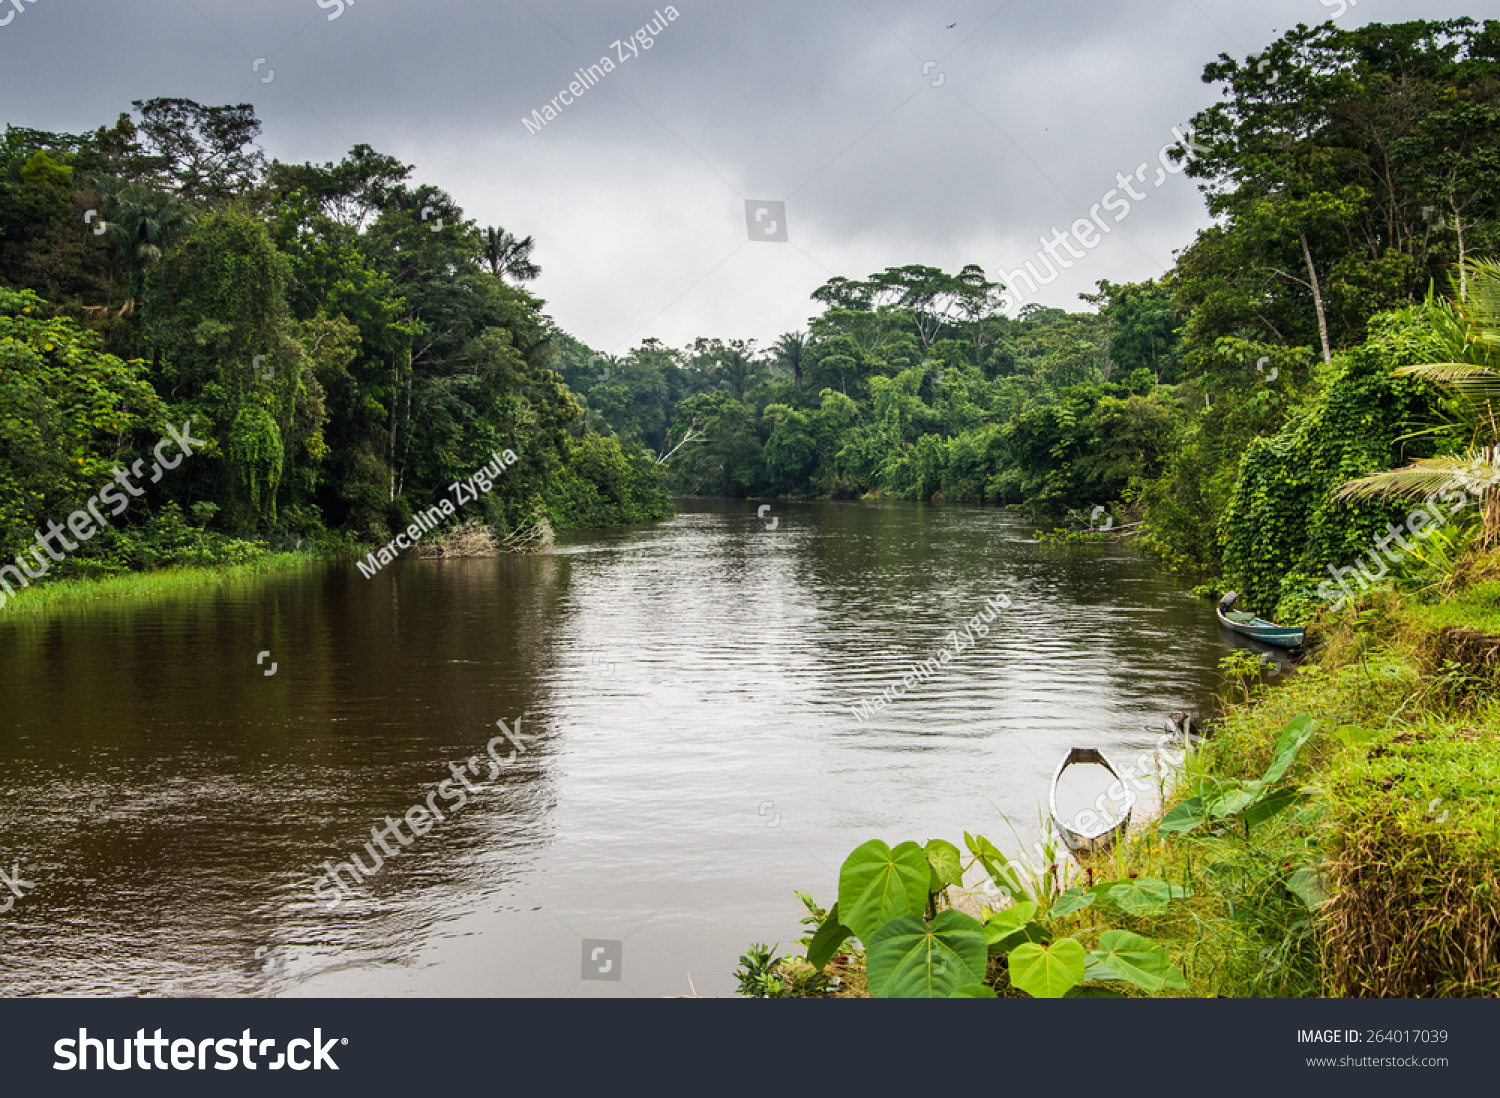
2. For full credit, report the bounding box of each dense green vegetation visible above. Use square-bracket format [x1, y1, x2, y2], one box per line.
[0, 99, 667, 602]
[566, 18, 1499, 622]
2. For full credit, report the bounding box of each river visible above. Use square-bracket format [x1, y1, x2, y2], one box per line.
[0, 499, 1255, 998]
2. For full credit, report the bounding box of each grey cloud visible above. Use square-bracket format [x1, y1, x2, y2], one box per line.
[0, 0, 1458, 350]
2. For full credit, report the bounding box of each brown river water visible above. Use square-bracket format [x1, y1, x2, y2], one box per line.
[0, 499, 1263, 997]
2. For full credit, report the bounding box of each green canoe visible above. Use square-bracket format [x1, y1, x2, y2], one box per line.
[1217, 592, 1305, 649]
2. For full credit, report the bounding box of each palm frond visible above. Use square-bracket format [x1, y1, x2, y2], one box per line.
[1396, 362, 1500, 384]
[1396, 362, 1500, 409]
[1458, 258, 1500, 337]
[1336, 448, 1500, 502]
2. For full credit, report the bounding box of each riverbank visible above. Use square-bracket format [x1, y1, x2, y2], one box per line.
[1, 510, 604, 618]
[748, 559, 1500, 998]
[0, 552, 318, 616]
[1104, 583, 1500, 998]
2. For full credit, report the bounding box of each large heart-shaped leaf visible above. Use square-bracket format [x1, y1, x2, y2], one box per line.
[1086, 929, 1187, 992]
[1049, 887, 1097, 917]
[986, 901, 1038, 930]
[805, 902, 852, 972]
[983, 901, 1046, 953]
[866, 910, 987, 998]
[1210, 787, 1259, 820]
[925, 839, 965, 892]
[1158, 797, 1206, 834]
[838, 840, 930, 942]
[1242, 788, 1308, 829]
[1084, 958, 1117, 982]
[1213, 716, 1318, 819]
[1263, 715, 1316, 784]
[1105, 878, 1174, 916]
[1007, 938, 1086, 998]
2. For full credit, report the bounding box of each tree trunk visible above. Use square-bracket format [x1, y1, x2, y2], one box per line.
[388, 355, 399, 501]
[397, 361, 413, 499]
[1452, 196, 1468, 301]
[1300, 229, 1332, 365]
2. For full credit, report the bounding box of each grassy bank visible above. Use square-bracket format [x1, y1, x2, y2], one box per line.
[0, 552, 319, 616]
[1103, 613, 1500, 998]
[744, 559, 1500, 999]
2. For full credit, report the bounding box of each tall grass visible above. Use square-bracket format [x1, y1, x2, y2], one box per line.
[0, 552, 316, 615]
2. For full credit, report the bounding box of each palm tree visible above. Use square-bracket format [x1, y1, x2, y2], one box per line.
[481, 227, 541, 283]
[773, 330, 807, 392]
[715, 341, 762, 401]
[90, 176, 197, 299]
[1336, 259, 1500, 542]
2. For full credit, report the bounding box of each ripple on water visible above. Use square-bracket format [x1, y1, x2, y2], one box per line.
[0, 499, 1242, 998]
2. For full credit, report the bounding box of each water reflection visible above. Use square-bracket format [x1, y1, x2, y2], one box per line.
[0, 499, 1251, 997]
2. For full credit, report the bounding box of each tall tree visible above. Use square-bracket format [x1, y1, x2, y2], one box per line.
[267, 144, 412, 233]
[772, 330, 808, 392]
[481, 227, 541, 283]
[130, 98, 265, 203]
[1176, 19, 1500, 363]
[90, 176, 197, 298]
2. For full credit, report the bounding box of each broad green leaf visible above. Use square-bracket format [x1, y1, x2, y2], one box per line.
[1158, 797, 1206, 834]
[866, 910, 987, 998]
[1216, 715, 1319, 819]
[1205, 717, 1319, 824]
[1209, 786, 1261, 819]
[987, 921, 1048, 954]
[1263, 715, 1316, 785]
[950, 983, 999, 998]
[983, 902, 1044, 953]
[838, 840, 930, 942]
[924, 839, 965, 891]
[1049, 887, 1096, 917]
[1243, 787, 1308, 829]
[1086, 929, 1186, 992]
[1287, 867, 1329, 910]
[1105, 878, 1173, 916]
[963, 831, 1032, 903]
[1007, 938, 1086, 999]
[805, 902, 852, 972]
[986, 901, 1038, 929]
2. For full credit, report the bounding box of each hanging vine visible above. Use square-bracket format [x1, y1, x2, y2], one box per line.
[228, 399, 284, 521]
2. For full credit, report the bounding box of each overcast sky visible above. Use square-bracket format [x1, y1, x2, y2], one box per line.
[0, 0, 1470, 354]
